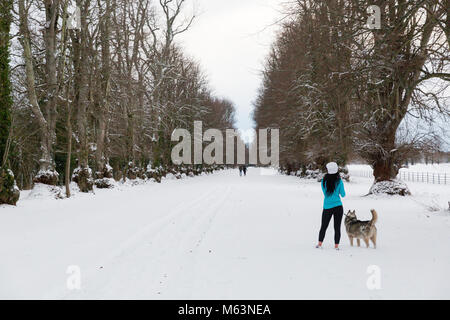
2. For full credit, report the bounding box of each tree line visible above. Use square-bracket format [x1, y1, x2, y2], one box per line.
[253, 0, 449, 194]
[0, 0, 237, 205]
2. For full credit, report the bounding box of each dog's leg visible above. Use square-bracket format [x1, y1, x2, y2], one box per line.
[371, 235, 377, 249]
[349, 236, 354, 246]
[357, 239, 361, 247]
[364, 238, 370, 248]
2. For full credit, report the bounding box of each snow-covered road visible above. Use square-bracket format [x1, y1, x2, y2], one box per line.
[1, 169, 449, 299]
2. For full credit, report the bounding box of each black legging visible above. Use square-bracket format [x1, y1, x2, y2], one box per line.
[318, 206, 344, 245]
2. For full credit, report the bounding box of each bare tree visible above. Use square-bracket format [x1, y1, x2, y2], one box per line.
[352, 0, 449, 193]
[92, 0, 114, 187]
[18, 0, 60, 185]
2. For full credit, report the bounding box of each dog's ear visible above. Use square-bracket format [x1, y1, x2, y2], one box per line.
[352, 210, 356, 214]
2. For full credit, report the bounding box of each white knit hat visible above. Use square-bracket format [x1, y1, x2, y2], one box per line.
[326, 162, 339, 174]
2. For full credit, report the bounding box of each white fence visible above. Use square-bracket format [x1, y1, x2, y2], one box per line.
[349, 170, 449, 185]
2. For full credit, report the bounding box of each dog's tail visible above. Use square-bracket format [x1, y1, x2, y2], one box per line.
[370, 209, 378, 225]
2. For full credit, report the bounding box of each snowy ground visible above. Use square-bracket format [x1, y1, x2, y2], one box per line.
[1, 168, 449, 300]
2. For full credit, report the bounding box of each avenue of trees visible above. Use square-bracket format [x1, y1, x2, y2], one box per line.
[0, 0, 237, 204]
[253, 0, 449, 194]
[1, 0, 449, 204]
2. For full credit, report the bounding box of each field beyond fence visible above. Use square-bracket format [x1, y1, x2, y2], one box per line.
[349, 169, 449, 185]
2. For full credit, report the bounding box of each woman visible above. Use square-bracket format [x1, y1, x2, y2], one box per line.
[316, 162, 346, 250]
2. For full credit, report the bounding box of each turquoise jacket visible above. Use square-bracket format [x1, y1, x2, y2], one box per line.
[321, 179, 346, 209]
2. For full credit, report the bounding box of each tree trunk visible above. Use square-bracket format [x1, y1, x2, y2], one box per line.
[71, 0, 93, 192]
[18, 0, 58, 185]
[368, 126, 411, 196]
[65, 99, 72, 198]
[373, 158, 399, 182]
[95, 0, 113, 184]
[43, 0, 59, 151]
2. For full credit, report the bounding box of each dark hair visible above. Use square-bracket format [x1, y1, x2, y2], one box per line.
[322, 173, 341, 196]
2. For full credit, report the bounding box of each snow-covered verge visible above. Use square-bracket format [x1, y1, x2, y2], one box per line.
[0, 169, 449, 299]
[18, 168, 221, 201]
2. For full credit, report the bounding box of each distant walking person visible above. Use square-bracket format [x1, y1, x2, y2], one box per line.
[239, 166, 243, 177]
[243, 165, 247, 176]
[316, 162, 346, 250]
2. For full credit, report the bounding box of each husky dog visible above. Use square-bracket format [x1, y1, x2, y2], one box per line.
[345, 209, 378, 249]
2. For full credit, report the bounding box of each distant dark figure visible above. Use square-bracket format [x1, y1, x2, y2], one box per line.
[239, 166, 243, 176]
[243, 165, 247, 176]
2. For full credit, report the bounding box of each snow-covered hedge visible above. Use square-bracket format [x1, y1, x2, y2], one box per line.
[94, 178, 116, 189]
[369, 179, 411, 196]
[0, 168, 20, 205]
[95, 164, 115, 189]
[279, 163, 350, 182]
[145, 164, 227, 183]
[34, 169, 59, 185]
[72, 167, 94, 192]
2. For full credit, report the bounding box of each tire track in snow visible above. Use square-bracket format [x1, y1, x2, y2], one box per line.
[61, 185, 223, 299]
[153, 185, 233, 297]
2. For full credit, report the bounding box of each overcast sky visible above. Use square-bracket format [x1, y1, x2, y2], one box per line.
[178, 0, 284, 133]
